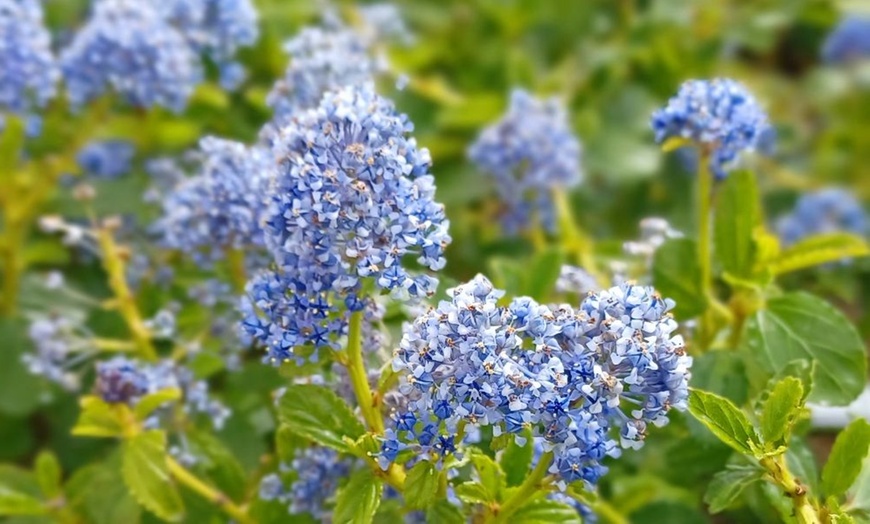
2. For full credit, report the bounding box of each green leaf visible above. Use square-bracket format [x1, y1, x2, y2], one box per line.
[771, 233, 870, 275]
[523, 248, 565, 299]
[122, 430, 184, 522]
[71, 396, 127, 438]
[847, 455, 870, 516]
[65, 452, 141, 524]
[333, 468, 382, 524]
[276, 384, 365, 453]
[133, 387, 182, 421]
[787, 439, 820, 497]
[760, 377, 804, 449]
[746, 292, 866, 405]
[34, 451, 62, 499]
[688, 389, 762, 455]
[511, 499, 582, 524]
[703, 465, 763, 513]
[0, 487, 45, 516]
[500, 430, 533, 487]
[471, 452, 506, 502]
[822, 419, 870, 498]
[186, 431, 247, 502]
[714, 170, 761, 279]
[653, 238, 707, 318]
[405, 461, 441, 510]
[425, 500, 465, 524]
[455, 482, 492, 504]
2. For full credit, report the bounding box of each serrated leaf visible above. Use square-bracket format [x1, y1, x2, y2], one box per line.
[122, 431, 184, 522]
[276, 384, 365, 453]
[653, 238, 707, 318]
[426, 500, 465, 524]
[334, 467, 382, 524]
[133, 388, 182, 422]
[34, 451, 61, 499]
[704, 465, 763, 513]
[688, 389, 762, 456]
[512, 499, 582, 524]
[501, 430, 533, 487]
[471, 453, 506, 502]
[71, 396, 127, 438]
[405, 461, 440, 510]
[760, 377, 804, 449]
[455, 482, 492, 504]
[822, 419, 870, 498]
[746, 292, 866, 405]
[771, 233, 870, 275]
[714, 170, 761, 279]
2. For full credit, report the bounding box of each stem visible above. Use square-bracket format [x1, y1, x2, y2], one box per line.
[166, 457, 252, 524]
[95, 228, 157, 361]
[697, 151, 713, 305]
[760, 456, 822, 524]
[345, 310, 384, 434]
[226, 249, 248, 293]
[491, 451, 553, 523]
[0, 219, 23, 316]
[552, 189, 607, 286]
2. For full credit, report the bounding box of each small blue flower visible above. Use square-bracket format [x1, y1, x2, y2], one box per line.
[469, 89, 583, 233]
[96, 357, 149, 404]
[0, 0, 59, 132]
[777, 188, 868, 247]
[155, 0, 259, 65]
[651, 78, 769, 179]
[61, 0, 202, 111]
[822, 16, 870, 64]
[77, 140, 135, 179]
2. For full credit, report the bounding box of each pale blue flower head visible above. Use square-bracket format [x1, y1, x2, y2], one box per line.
[822, 16, 870, 64]
[777, 188, 868, 247]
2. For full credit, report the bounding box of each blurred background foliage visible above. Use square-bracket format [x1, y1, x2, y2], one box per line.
[3, 0, 869, 522]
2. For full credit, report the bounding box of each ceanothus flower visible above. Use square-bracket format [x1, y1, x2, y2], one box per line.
[651, 78, 769, 179]
[60, 0, 202, 112]
[265, 25, 383, 128]
[382, 275, 691, 487]
[469, 89, 582, 233]
[0, 0, 59, 133]
[96, 356, 149, 403]
[822, 16, 870, 64]
[259, 447, 354, 521]
[153, 0, 258, 65]
[154, 136, 269, 265]
[555, 265, 599, 296]
[242, 83, 450, 363]
[777, 188, 868, 247]
[77, 140, 135, 179]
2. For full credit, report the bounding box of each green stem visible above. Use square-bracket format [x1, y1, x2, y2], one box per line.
[345, 310, 384, 434]
[96, 228, 157, 361]
[0, 220, 23, 316]
[760, 456, 822, 524]
[552, 189, 606, 286]
[166, 456, 253, 524]
[491, 451, 553, 523]
[697, 151, 714, 305]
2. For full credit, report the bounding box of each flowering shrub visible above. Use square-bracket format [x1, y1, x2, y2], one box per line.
[1, 2, 869, 524]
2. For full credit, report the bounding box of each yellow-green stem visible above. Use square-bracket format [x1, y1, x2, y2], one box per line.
[491, 451, 553, 523]
[760, 456, 822, 524]
[696, 151, 719, 349]
[0, 220, 23, 316]
[552, 189, 606, 286]
[166, 456, 252, 524]
[345, 310, 384, 434]
[96, 229, 157, 361]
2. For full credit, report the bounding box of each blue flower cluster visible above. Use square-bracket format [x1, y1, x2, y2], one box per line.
[822, 17, 870, 64]
[25, 312, 90, 391]
[77, 140, 135, 179]
[651, 78, 769, 179]
[242, 83, 450, 363]
[265, 24, 382, 130]
[382, 275, 691, 487]
[60, 0, 258, 111]
[96, 356, 231, 429]
[0, 0, 58, 133]
[259, 447, 354, 521]
[777, 188, 868, 247]
[468, 89, 582, 233]
[154, 136, 269, 265]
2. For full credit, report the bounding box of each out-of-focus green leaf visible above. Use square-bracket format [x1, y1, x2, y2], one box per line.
[500, 429, 533, 487]
[771, 233, 869, 275]
[425, 500, 465, 524]
[822, 419, 870, 499]
[66, 451, 141, 524]
[71, 396, 127, 438]
[34, 451, 61, 499]
[132, 387, 181, 422]
[715, 170, 761, 280]
[511, 499, 582, 523]
[746, 292, 866, 405]
[653, 238, 707, 318]
[704, 464, 764, 513]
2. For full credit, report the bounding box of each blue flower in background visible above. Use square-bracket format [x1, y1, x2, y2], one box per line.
[242, 83, 450, 363]
[61, 0, 202, 111]
[777, 188, 868, 247]
[154, 136, 269, 265]
[96, 356, 149, 404]
[77, 140, 135, 179]
[469, 89, 582, 233]
[822, 16, 870, 64]
[0, 0, 59, 133]
[155, 0, 258, 64]
[651, 78, 769, 179]
[382, 275, 691, 487]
